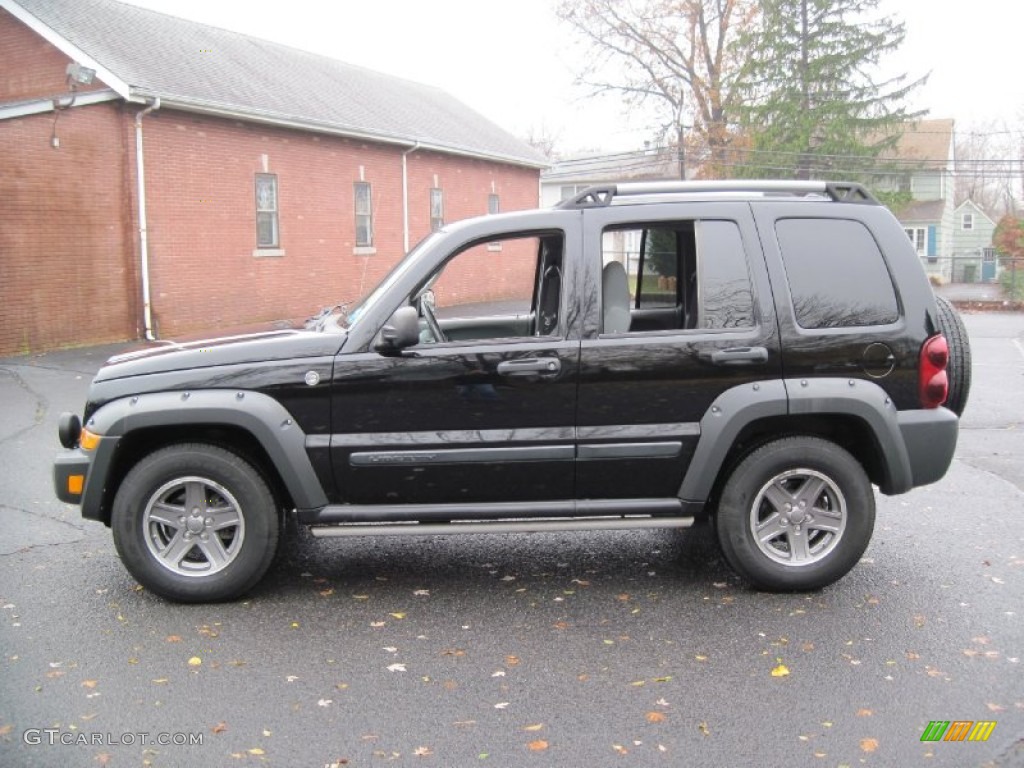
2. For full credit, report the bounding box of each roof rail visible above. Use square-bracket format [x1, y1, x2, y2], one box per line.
[556, 180, 880, 209]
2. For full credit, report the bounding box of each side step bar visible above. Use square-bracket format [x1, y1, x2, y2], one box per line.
[310, 515, 694, 538]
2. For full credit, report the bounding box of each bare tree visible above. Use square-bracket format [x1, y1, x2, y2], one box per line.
[955, 121, 1022, 218]
[556, 0, 757, 178]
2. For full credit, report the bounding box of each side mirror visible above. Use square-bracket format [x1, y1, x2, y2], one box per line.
[375, 306, 420, 354]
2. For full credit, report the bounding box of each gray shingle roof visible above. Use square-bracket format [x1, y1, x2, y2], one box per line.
[8, 0, 546, 167]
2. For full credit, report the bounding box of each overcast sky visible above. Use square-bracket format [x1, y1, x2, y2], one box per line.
[120, 0, 1022, 155]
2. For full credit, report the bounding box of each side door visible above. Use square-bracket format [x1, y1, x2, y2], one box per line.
[575, 202, 781, 499]
[329, 225, 582, 506]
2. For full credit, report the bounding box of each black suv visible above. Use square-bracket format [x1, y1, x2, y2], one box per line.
[54, 181, 969, 602]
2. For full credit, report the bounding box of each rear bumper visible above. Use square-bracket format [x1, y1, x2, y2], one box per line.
[897, 407, 959, 488]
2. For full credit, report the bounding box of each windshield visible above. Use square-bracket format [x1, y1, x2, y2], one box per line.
[339, 232, 441, 327]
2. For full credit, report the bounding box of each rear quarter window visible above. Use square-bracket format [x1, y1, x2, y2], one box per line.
[775, 218, 899, 329]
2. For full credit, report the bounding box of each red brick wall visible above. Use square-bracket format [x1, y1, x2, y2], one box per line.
[0, 103, 137, 355]
[139, 114, 540, 338]
[0, 9, 109, 100]
[1, 11, 541, 351]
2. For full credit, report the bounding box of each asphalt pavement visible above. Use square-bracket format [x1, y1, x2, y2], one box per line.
[1, 314, 1022, 768]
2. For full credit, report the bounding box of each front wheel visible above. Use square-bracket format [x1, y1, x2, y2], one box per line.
[111, 444, 280, 602]
[715, 437, 874, 591]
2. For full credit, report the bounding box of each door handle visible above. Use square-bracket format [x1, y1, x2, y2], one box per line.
[705, 346, 769, 365]
[497, 358, 561, 376]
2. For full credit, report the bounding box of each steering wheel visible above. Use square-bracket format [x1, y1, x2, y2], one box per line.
[421, 299, 447, 343]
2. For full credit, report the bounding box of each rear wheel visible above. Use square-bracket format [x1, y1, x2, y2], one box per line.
[715, 437, 874, 591]
[112, 444, 279, 602]
[934, 295, 971, 416]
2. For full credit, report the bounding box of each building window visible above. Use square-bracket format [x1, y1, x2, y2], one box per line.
[905, 227, 926, 255]
[430, 188, 444, 231]
[560, 184, 587, 201]
[488, 193, 500, 215]
[962, 213, 974, 230]
[354, 182, 373, 247]
[255, 174, 279, 249]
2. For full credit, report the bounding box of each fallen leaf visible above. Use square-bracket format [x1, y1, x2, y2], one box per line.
[645, 712, 666, 723]
[524, 724, 544, 732]
[390, 613, 406, 620]
[95, 753, 112, 765]
[612, 744, 628, 755]
[414, 746, 433, 756]
[319, 588, 335, 597]
[212, 722, 228, 734]
[698, 721, 710, 736]
[81, 680, 99, 689]
[695, 655, 708, 662]
[860, 738, 879, 753]
[166, 635, 182, 643]
[505, 655, 520, 667]
[856, 708, 873, 717]
[248, 747, 265, 756]
[386, 663, 406, 672]
[986, 703, 1006, 712]
[413, 590, 430, 596]
[771, 663, 790, 678]
[152, 678, 169, 684]
[188, 657, 202, 667]
[0, 724, 13, 736]
[494, 702, 509, 709]
[527, 740, 548, 752]
[318, 699, 333, 707]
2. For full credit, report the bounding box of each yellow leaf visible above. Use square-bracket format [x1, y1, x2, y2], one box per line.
[152, 678, 169, 684]
[645, 711, 666, 723]
[81, 680, 99, 688]
[771, 664, 790, 678]
[524, 724, 544, 732]
[248, 748, 265, 755]
[290, 622, 300, 629]
[698, 721, 710, 736]
[860, 738, 879, 753]
[695, 655, 708, 662]
[527, 739, 549, 752]
[188, 657, 202, 667]
[390, 613, 406, 620]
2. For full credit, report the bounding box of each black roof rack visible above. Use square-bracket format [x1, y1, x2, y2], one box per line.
[556, 180, 880, 209]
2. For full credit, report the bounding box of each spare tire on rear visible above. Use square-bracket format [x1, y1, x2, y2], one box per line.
[934, 295, 971, 416]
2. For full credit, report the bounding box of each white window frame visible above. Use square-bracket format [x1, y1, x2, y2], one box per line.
[905, 227, 926, 255]
[354, 181, 373, 248]
[962, 212, 974, 230]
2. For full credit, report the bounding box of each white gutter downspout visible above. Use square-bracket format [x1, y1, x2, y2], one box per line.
[401, 142, 421, 253]
[135, 97, 160, 340]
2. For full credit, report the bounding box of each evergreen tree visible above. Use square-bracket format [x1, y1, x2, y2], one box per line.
[735, 0, 924, 180]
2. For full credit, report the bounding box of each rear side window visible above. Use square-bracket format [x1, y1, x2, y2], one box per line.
[776, 219, 899, 329]
[600, 219, 754, 333]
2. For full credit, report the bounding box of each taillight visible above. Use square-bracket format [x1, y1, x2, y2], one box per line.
[919, 334, 949, 408]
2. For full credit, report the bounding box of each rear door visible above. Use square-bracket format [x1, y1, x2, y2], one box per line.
[575, 202, 781, 499]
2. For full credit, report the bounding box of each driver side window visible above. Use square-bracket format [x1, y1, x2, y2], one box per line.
[417, 232, 565, 343]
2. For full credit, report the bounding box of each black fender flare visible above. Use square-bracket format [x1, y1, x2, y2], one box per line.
[82, 389, 328, 518]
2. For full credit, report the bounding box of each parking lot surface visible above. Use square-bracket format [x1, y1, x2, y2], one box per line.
[1, 313, 1022, 767]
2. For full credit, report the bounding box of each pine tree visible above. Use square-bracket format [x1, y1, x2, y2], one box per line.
[735, 0, 924, 180]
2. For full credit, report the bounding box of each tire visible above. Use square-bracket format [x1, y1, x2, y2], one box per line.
[111, 444, 280, 602]
[934, 295, 972, 416]
[715, 437, 874, 591]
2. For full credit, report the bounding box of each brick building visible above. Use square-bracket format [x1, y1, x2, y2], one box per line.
[0, 0, 545, 355]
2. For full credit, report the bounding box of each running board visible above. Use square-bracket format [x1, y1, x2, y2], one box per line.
[309, 516, 694, 538]
[300, 497, 687, 525]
